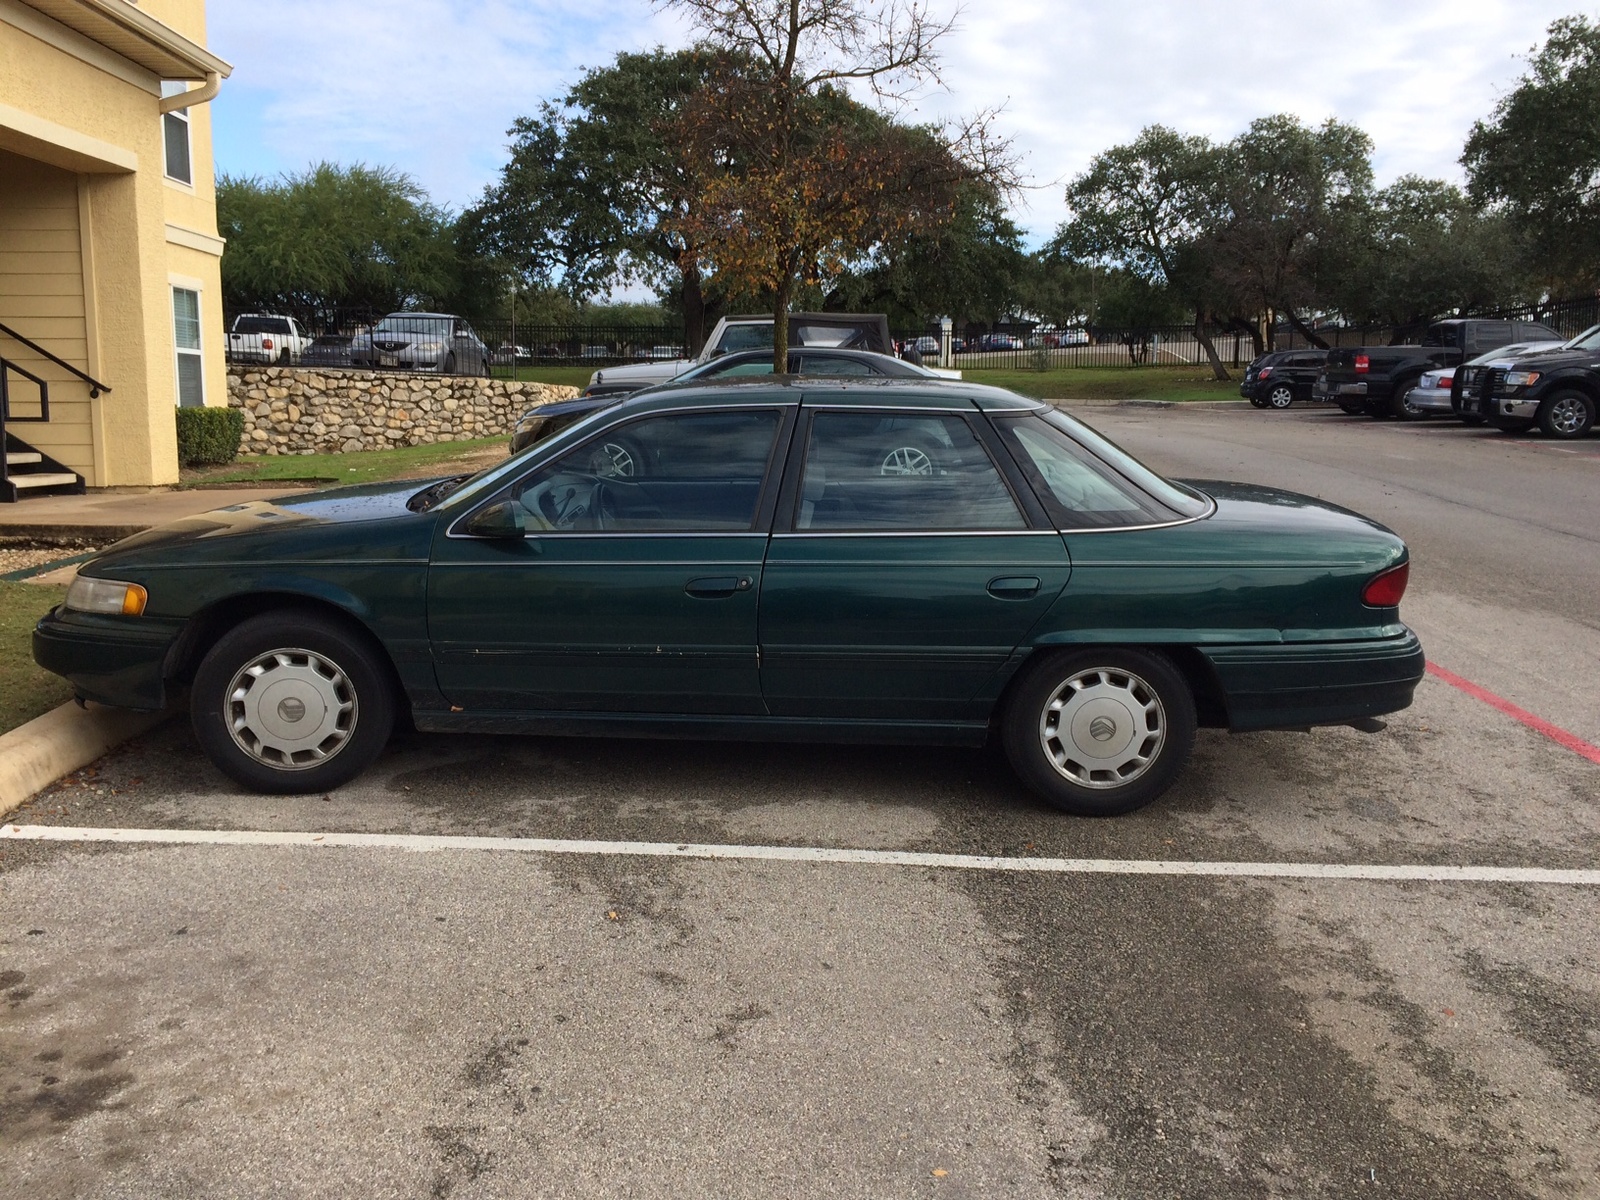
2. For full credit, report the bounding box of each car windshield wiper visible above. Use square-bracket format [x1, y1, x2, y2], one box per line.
[407, 474, 473, 512]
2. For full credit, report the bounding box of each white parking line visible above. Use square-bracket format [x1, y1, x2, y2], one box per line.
[4, 824, 1598, 885]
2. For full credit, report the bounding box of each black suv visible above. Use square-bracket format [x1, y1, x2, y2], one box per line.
[1240, 350, 1328, 409]
[1463, 324, 1600, 439]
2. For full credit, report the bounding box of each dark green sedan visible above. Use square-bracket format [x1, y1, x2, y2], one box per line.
[34, 380, 1424, 816]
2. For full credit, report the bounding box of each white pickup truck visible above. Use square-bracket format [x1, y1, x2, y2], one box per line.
[586, 312, 958, 396]
[228, 314, 312, 365]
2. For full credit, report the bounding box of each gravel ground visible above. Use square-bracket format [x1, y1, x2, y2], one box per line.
[0, 543, 102, 578]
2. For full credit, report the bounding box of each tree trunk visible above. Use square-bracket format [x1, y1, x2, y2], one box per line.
[772, 275, 793, 374]
[680, 260, 708, 356]
[1195, 315, 1230, 381]
[1283, 308, 1330, 350]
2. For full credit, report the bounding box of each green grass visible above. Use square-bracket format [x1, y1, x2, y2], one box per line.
[184, 435, 509, 487]
[0, 582, 71, 734]
[498, 365, 594, 388]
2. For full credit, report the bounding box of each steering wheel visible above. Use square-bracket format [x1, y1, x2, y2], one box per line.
[522, 475, 599, 530]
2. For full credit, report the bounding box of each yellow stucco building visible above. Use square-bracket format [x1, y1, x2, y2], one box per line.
[1, 0, 230, 497]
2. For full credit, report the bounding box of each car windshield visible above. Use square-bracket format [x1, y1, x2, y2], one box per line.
[374, 315, 451, 338]
[1561, 324, 1600, 352]
[1039, 408, 1211, 518]
[233, 317, 291, 335]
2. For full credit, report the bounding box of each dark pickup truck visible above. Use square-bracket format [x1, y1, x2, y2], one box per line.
[1461, 323, 1599, 439]
[1316, 318, 1562, 420]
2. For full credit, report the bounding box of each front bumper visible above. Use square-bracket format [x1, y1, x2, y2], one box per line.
[1489, 397, 1540, 422]
[1202, 628, 1426, 731]
[32, 607, 184, 711]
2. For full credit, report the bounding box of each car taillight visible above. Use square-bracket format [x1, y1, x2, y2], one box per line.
[1354, 354, 1369, 374]
[262, 338, 274, 350]
[1439, 372, 1453, 385]
[1362, 561, 1409, 607]
[1257, 366, 1273, 379]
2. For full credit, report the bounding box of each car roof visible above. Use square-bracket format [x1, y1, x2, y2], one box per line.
[612, 376, 1044, 415]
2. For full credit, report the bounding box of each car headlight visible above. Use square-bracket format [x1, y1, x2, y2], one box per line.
[415, 342, 446, 354]
[64, 576, 147, 615]
[1504, 371, 1541, 387]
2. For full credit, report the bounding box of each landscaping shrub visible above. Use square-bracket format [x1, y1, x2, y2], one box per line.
[176, 406, 245, 465]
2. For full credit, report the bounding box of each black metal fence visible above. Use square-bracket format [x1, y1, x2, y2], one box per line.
[224, 295, 1600, 378]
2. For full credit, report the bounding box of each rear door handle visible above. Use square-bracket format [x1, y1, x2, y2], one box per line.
[686, 576, 751, 598]
[987, 575, 1040, 599]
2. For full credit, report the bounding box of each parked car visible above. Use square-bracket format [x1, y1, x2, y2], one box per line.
[580, 347, 958, 400]
[911, 336, 940, 355]
[35, 378, 1423, 816]
[1239, 350, 1328, 409]
[1055, 329, 1090, 347]
[1406, 340, 1563, 420]
[1315, 318, 1561, 419]
[974, 333, 1026, 352]
[587, 313, 894, 394]
[508, 395, 622, 454]
[349, 313, 490, 376]
[228, 314, 312, 365]
[1461, 323, 1600, 438]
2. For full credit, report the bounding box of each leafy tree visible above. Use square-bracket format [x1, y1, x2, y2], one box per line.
[1328, 178, 1531, 336]
[217, 163, 462, 321]
[459, 48, 735, 350]
[660, 0, 1016, 369]
[1463, 15, 1600, 294]
[1057, 125, 1240, 376]
[1207, 116, 1373, 349]
[826, 184, 1028, 326]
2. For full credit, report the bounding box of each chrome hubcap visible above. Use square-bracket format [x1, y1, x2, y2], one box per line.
[1550, 396, 1588, 435]
[1039, 667, 1166, 789]
[226, 648, 357, 770]
[880, 446, 933, 475]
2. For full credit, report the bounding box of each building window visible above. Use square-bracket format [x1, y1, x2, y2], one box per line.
[173, 287, 204, 407]
[161, 82, 192, 184]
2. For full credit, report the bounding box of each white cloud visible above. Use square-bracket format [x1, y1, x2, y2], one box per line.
[208, 0, 1586, 241]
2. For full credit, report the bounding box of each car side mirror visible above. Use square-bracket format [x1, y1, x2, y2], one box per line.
[463, 502, 526, 539]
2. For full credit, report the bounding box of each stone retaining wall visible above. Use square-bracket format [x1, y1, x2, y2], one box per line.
[226, 366, 580, 456]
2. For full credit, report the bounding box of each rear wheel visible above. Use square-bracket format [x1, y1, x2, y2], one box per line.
[192, 611, 395, 794]
[1249, 395, 1269, 409]
[1265, 382, 1295, 410]
[1002, 648, 1197, 817]
[1538, 390, 1595, 439]
[1390, 379, 1427, 420]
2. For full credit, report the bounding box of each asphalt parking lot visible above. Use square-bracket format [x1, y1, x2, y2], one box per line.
[3, 403, 1597, 1199]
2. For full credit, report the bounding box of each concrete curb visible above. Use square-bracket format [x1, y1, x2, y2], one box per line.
[0, 701, 172, 819]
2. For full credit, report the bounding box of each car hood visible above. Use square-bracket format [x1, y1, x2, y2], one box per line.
[589, 358, 697, 388]
[1486, 347, 1593, 371]
[84, 479, 438, 572]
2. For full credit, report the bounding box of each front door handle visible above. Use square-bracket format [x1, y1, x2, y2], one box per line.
[686, 576, 751, 598]
[987, 575, 1041, 599]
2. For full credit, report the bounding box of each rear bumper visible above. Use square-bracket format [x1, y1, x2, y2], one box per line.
[32, 607, 182, 711]
[1409, 388, 1455, 413]
[1203, 628, 1425, 731]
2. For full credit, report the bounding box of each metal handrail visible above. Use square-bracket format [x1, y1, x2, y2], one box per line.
[0, 320, 111, 397]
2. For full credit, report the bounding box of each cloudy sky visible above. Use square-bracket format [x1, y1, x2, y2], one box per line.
[207, 0, 1586, 246]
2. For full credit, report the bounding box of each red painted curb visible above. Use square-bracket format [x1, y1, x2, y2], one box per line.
[1426, 662, 1600, 766]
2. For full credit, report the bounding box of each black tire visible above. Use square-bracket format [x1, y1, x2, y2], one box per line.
[1495, 421, 1535, 435]
[1249, 395, 1269, 409]
[443, 352, 458, 375]
[1390, 379, 1427, 420]
[1002, 648, 1197, 817]
[1537, 389, 1596, 439]
[1265, 382, 1295, 410]
[1459, 415, 1485, 427]
[191, 610, 396, 794]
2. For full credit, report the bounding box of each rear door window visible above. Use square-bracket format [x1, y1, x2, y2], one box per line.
[794, 411, 1024, 531]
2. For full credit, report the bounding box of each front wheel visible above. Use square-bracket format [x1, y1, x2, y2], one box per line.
[1538, 390, 1595, 439]
[1002, 648, 1197, 817]
[192, 611, 395, 793]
